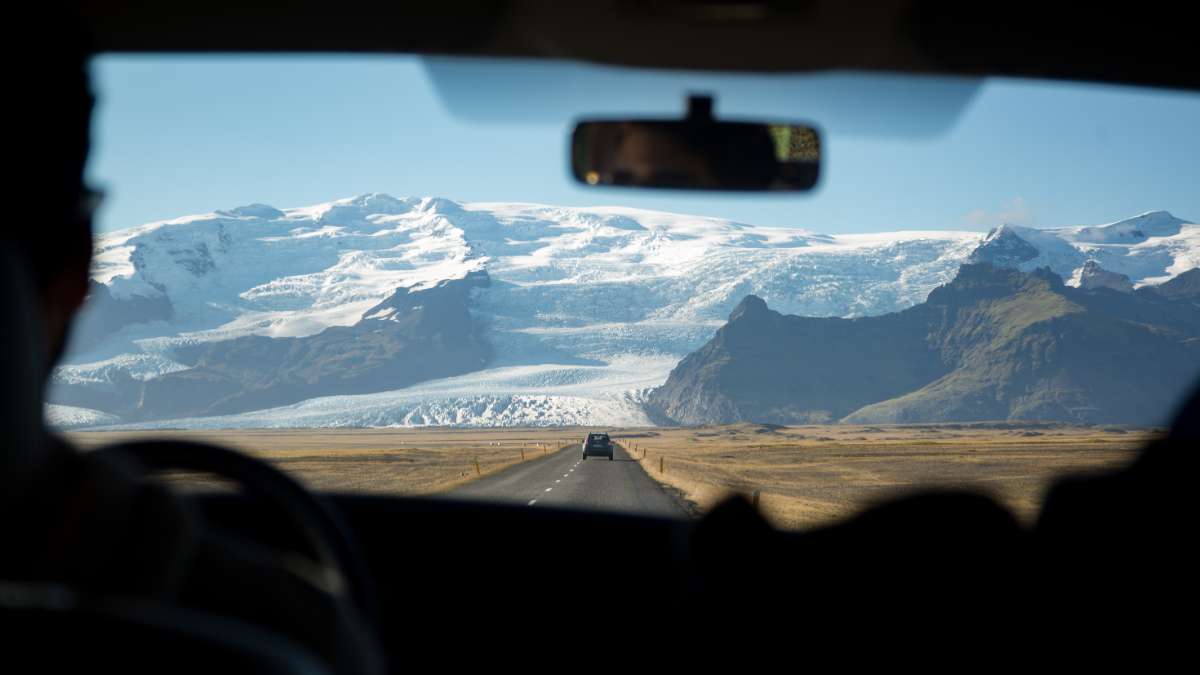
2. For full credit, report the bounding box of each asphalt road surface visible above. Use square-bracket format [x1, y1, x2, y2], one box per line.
[451, 443, 687, 518]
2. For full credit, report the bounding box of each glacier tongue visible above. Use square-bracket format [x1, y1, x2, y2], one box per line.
[57, 195, 1199, 429]
[96, 356, 669, 429]
[45, 404, 121, 430]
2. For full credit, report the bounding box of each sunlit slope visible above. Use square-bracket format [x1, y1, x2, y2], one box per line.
[649, 265, 1200, 426]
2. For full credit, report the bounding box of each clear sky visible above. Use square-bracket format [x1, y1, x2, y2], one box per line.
[87, 55, 1200, 234]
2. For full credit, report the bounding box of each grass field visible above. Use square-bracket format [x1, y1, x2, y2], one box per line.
[67, 422, 1158, 530]
[68, 428, 585, 495]
[616, 422, 1157, 528]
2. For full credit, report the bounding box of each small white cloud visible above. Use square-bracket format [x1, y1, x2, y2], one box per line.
[964, 197, 1033, 229]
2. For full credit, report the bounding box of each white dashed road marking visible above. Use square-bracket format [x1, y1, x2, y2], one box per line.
[545, 487, 553, 492]
[528, 499, 537, 506]
[555, 479, 560, 483]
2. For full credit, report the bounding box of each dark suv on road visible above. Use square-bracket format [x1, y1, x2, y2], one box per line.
[582, 432, 614, 460]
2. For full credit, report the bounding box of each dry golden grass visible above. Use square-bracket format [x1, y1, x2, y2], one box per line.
[67, 422, 1159, 530]
[67, 428, 591, 494]
[617, 422, 1159, 529]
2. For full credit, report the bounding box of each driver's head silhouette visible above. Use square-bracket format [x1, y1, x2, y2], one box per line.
[1, 24, 382, 674]
[8, 28, 95, 375]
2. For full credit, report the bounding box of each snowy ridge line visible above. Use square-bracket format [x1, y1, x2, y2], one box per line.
[54, 194, 1198, 429]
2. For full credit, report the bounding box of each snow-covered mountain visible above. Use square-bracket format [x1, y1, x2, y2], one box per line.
[969, 211, 1199, 286]
[49, 195, 1198, 429]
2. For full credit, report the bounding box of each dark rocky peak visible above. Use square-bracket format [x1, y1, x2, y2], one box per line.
[1078, 260, 1134, 293]
[1147, 267, 1200, 300]
[925, 262, 1063, 306]
[966, 224, 1040, 268]
[649, 262, 1200, 427]
[361, 270, 490, 323]
[728, 295, 771, 322]
[1030, 266, 1067, 290]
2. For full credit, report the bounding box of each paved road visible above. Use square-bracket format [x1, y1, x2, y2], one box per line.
[450, 443, 687, 518]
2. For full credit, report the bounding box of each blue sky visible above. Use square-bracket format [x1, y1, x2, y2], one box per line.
[88, 55, 1199, 234]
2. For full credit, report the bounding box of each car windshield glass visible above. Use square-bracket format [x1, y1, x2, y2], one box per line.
[59, 54, 1200, 530]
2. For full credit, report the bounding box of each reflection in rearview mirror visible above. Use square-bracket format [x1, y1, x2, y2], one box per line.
[571, 96, 820, 191]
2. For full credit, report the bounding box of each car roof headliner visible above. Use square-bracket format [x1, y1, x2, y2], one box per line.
[77, 1, 1198, 92]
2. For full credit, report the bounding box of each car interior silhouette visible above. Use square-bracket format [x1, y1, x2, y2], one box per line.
[4, 3, 1197, 673]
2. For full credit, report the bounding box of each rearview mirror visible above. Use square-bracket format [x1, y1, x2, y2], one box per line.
[571, 95, 820, 191]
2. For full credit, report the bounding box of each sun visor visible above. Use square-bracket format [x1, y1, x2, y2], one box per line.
[422, 56, 980, 138]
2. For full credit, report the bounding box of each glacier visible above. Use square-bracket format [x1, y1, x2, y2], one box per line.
[50, 194, 1198, 429]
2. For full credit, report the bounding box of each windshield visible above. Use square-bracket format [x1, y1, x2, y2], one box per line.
[58, 55, 1199, 528]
